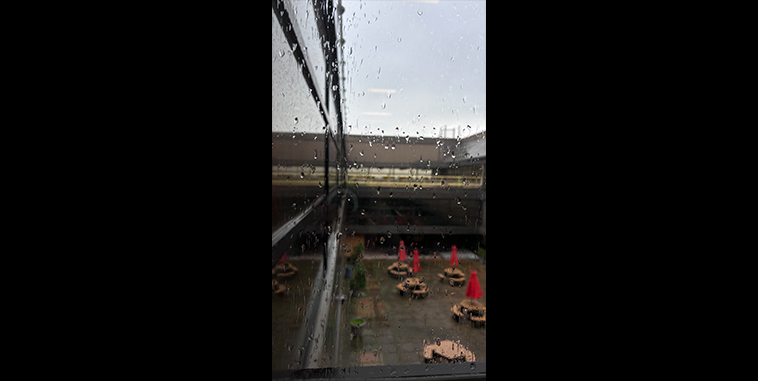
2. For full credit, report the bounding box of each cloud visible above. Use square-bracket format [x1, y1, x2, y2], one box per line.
[367, 88, 397, 94]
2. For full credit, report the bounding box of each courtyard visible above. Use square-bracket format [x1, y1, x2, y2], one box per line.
[272, 253, 486, 370]
[339, 256, 486, 366]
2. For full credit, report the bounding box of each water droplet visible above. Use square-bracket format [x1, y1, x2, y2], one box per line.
[359, 150, 364, 156]
[314, 150, 318, 160]
[294, 117, 299, 124]
[397, 37, 402, 43]
[381, 102, 386, 109]
[300, 172, 305, 179]
[448, 212, 453, 219]
[389, 192, 393, 197]
[278, 50, 285, 57]
[376, 186, 381, 194]
[391, 143, 396, 150]
[361, 209, 365, 216]
[470, 362, 476, 371]
[417, 10, 423, 15]
[318, 182, 323, 188]
[387, 231, 391, 238]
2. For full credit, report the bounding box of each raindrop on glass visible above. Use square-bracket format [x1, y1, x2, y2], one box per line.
[417, 10, 423, 15]
[294, 117, 299, 124]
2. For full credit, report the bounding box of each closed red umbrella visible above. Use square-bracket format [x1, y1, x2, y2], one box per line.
[465, 270, 483, 300]
[412, 248, 420, 273]
[450, 245, 459, 267]
[398, 240, 407, 261]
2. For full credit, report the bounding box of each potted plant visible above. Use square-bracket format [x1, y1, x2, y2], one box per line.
[349, 317, 366, 340]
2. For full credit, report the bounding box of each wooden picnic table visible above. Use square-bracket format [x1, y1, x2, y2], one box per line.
[423, 340, 475, 363]
[272, 262, 298, 278]
[438, 267, 466, 286]
[272, 279, 286, 294]
[403, 277, 425, 287]
[460, 299, 484, 312]
[453, 299, 486, 326]
[388, 261, 411, 278]
[396, 277, 429, 298]
[443, 267, 465, 278]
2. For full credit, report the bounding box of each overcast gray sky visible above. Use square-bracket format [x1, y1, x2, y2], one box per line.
[341, 0, 486, 139]
[272, 0, 485, 139]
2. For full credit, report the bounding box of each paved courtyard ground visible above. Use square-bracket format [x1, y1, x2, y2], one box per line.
[272, 253, 486, 370]
[339, 257, 486, 367]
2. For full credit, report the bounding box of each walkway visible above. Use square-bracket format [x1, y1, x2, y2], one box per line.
[361, 249, 481, 260]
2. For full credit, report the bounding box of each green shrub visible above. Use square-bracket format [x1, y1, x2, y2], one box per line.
[353, 242, 364, 261]
[350, 262, 366, 290]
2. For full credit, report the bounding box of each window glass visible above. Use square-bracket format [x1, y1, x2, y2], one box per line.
[273, 0, 486, 373]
